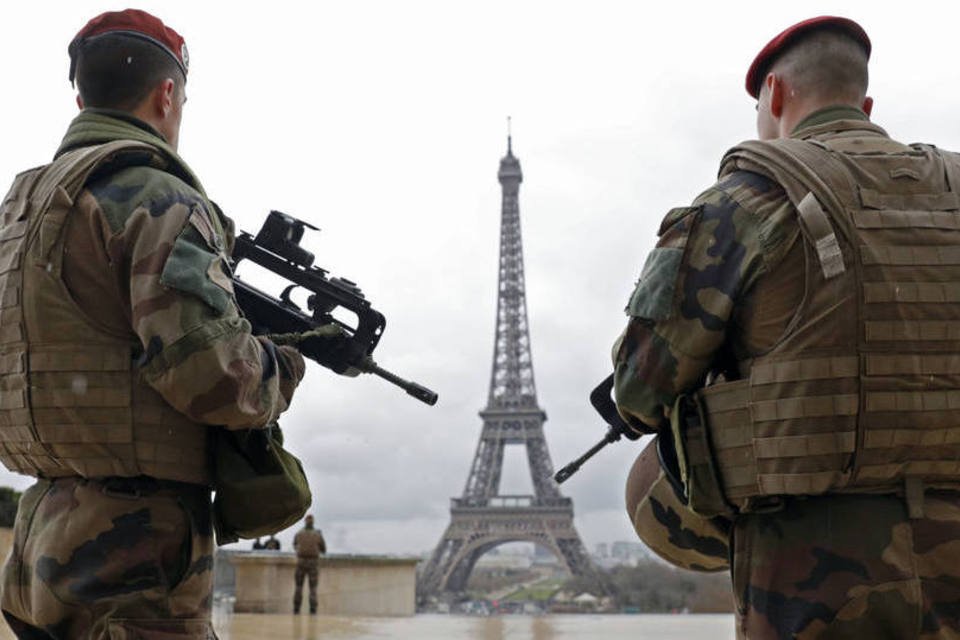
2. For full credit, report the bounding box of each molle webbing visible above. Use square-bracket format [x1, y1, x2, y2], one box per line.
[699, 133, 960, 510]
[698, 357, 858, 503]
[0, 141, 211, 485]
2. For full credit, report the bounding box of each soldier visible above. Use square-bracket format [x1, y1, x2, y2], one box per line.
[0, 9, 314, 639]
[614, 16, 960, 639]
[292, 514, 326, 614]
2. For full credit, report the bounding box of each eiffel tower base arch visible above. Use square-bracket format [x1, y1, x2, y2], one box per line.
[419, 500, 593, 599]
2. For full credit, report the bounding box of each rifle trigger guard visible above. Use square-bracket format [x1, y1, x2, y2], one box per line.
[279, 284, 302, 310]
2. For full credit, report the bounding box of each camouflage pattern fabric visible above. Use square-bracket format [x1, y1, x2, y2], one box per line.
[293, 558, 319, 614]
[613, 108, 960, 636]
[613, 167, 801, 433]
[0, 111, 307, 637]
[1, 477, 216, 639]
[733, 492, 960, 639]
[625, 437, 730, 572]
[59, 110, 305, 430]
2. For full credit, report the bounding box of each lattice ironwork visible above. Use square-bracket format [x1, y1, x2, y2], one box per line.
[419, 136, 592, 602]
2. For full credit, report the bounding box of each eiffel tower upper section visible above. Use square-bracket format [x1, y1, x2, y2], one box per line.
[456, 134, 562, 506]
[486, 134, 540, 413]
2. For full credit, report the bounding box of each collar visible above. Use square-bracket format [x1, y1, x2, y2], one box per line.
[791, 105, 887, 140]
[55, 108, 206, 196]
[792, 105, 869, 133]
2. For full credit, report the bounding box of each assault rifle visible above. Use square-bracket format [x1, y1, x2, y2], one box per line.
[553, 374, 635, 483]
[231, 210, 438, 406]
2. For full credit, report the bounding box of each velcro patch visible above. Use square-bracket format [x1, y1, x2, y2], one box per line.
[160, 225, 232, 315]
[626, 247, 683, 321]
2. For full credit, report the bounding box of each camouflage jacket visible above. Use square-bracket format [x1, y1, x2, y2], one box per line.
[56, 109, 305, 429]
[612, 106, 870, 432]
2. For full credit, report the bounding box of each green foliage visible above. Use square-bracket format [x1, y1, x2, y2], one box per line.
[563, 559, 733, 613]
[0, 487, 20, 528]
[503, 578, 566, 602]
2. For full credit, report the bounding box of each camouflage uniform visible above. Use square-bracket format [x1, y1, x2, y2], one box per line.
[0, 109, 305, 639]
[615, 106, 960, 639]
[292, 525, 325, 614]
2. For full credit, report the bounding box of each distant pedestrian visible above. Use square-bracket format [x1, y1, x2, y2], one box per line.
[264, 535, 281, 551]
[252, 538, 265, 550]
[293, 514, 326, 614]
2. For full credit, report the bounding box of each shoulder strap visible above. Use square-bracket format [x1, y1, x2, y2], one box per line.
[721, 139, 855, 280]
[33, 140, 158, 207]
[23, 141, 160, 271]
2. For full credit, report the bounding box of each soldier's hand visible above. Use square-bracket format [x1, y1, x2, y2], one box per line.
[264, 325, 363, 376]
[264, 324, 346, 347]
[298, 325, 353, 364]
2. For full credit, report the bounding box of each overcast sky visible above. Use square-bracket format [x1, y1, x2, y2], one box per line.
[3, 1, 960, 557]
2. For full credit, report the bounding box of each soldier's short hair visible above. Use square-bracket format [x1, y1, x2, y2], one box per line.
[74, 34, 185, 111]
[772, 29, 869, 104]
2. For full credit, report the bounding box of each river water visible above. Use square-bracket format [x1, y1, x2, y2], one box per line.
[214, 613, 737, 640]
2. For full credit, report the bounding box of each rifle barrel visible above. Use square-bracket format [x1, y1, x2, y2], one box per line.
[364, 361, 439, 406]
[553, 427, 621, 484]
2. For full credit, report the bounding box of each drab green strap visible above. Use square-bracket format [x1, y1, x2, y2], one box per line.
[866, 321, 960, 342]
[861, 244, 960, 265]
[864, 282, 960, 303]
[751, 356, 858, 384]
[865, 428, 960, 448]
[859, 187, 960, 211]
[757, 471, 848, 496]
[752, 394, 858, 421]
[797, 192, 845, 279]
[866, 390, 960, 412]
[854, 209, 960, 229]
[865, 353, 960, 375]
[753, 432, 856, 459]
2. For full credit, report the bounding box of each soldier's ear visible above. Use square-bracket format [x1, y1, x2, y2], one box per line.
[76, 95, 84, 111]
[155, 78, 176, 117]
[767, 74, 784, 119]
[862, 96, 874, 116]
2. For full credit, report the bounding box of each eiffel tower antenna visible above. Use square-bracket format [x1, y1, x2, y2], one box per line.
[418, 128, 593, 602]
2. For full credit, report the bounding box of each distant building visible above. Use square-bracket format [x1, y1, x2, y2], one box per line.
[611, 541, 646, 561]
[590, 541, 652, 568]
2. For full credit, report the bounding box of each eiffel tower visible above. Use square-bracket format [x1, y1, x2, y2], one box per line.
[418, 132, 592, 600]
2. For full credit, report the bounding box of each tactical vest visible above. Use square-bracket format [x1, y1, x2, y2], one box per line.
[0, 141, 211, 485]
[690, 120, 960, 514]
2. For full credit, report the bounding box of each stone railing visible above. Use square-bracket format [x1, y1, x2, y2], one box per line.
[229, 552, 419, 616]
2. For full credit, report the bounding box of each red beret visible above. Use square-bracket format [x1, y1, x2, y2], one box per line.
[745, 16, 870, 99]
[68, 9, 188, 83]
